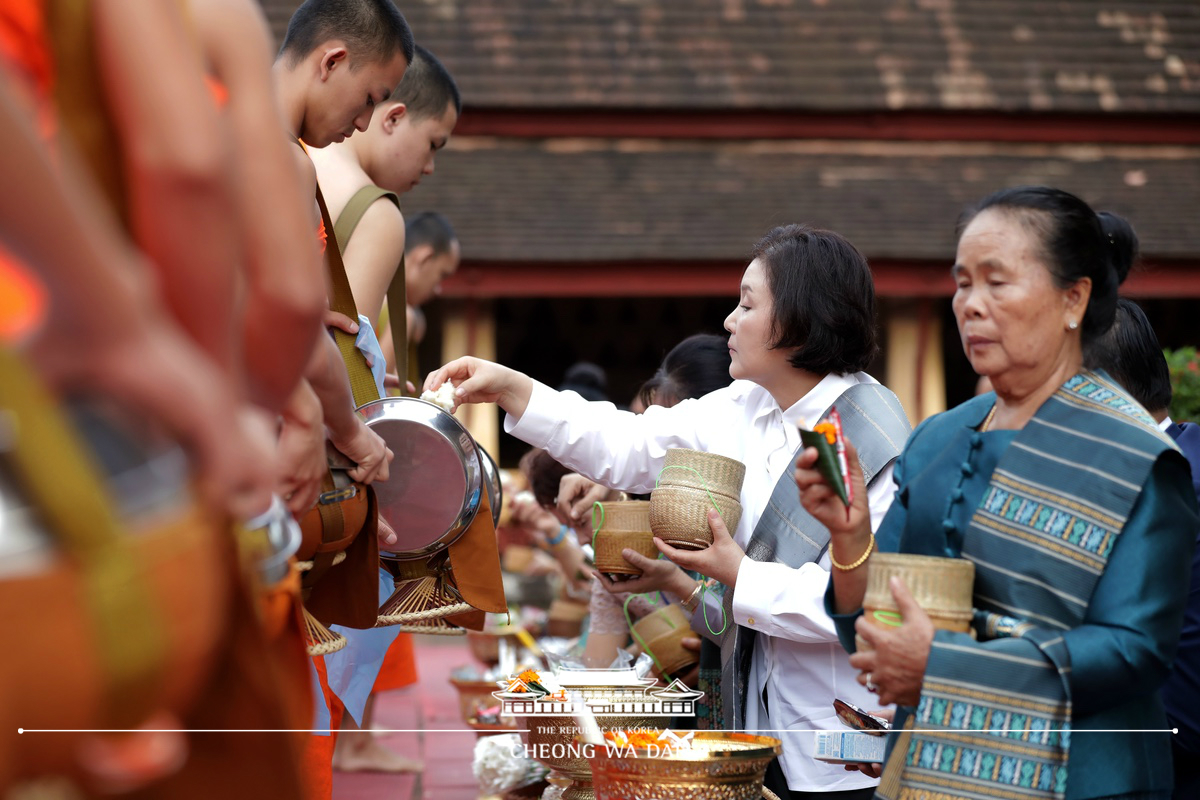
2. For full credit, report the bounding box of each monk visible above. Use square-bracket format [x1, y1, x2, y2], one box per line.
[311, 44, 461, 773]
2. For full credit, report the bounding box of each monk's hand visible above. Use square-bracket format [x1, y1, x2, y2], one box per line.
[330, 417, 393, 485]
[794, 437, 871, 540]
[595, 551, 695, 601]
[849, 576, 933, 708]
[654, 508, 744, 589]
[323, 309, 359, 336]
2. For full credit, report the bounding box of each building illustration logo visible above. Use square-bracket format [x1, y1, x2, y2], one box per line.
[493, 667, 703, 718]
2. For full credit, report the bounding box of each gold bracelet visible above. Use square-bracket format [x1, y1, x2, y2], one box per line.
[679, 580, 704, 613]
[830, 532, 875, 572]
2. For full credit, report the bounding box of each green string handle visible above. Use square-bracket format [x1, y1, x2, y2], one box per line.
[872, 610, 903, 627]
[591, 501, 605, 549]
[699, 581, 728, 636]
[655, 464, 730, 529]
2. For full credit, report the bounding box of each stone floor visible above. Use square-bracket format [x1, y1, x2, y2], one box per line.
[331, 635, 490, 800]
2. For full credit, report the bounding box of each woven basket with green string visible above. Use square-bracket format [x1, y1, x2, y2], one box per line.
[592, 500, 658, 575]
[649, 449, 745, 550]
[626, 599, 699, 678]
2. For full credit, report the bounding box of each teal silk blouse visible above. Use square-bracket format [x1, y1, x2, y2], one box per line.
[830, 397, 1196, 800]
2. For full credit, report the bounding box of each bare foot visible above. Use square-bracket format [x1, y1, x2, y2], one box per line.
[332, 734, 423, 773]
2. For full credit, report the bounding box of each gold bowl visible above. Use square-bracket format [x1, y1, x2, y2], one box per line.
[588, 732, 781, 800]
[523, 713, 657, 800]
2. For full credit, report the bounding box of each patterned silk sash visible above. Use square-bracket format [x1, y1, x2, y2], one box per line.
[878, 372, 1174, 800]
[718, 382, 911, 729]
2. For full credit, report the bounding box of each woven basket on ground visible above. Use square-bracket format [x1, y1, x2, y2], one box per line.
[649, 484, 742, 550]
[449, 676, 517, 731]
[660, 449, 746, 498]
[546, 598, 588, 638]
[859, 552, 975, 649]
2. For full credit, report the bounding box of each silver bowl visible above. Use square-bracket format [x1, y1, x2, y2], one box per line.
[358, 396, 482, 560]
[479, 445, 502, 527]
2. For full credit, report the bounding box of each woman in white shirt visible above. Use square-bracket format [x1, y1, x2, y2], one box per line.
[425, 224, 910, 800]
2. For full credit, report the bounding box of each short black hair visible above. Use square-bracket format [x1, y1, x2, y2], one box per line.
[394, 45, 461, 119]
[752, 224, 879, 376]
[558, 362, 608, 403]
[405, 212, 457, 256]
[639, 334, 732, 409]
[279, 0, 414, 69]
[519, 448, 572, 510]
[957, 186, 1138, 346]
[1084, 298, 1172, 414]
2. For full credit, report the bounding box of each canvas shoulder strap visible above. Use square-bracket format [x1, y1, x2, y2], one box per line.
[314, 183, 379, 408]
[333, 185, 399, 251]
[329, 185, 410, 397]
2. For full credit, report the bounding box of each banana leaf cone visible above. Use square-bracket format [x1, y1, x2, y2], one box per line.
[799, 428, 850, 507]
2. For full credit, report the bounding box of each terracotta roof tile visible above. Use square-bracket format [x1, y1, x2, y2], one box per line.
[400, 138, 1200, 261]
[259, 0, 1200, 112]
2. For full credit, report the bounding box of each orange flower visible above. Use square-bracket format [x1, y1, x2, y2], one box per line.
[814, 422, 838, 445]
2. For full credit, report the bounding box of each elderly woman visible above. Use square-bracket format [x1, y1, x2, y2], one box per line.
[427, 224, 912, 799]
[796, 187, 1196, 800]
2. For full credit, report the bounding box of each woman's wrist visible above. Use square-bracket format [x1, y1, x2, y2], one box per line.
[498, 372, 535, 419]
[667, 571, 699, 603]
[546, 522, 571, 547]
[830, 530, 875, 572]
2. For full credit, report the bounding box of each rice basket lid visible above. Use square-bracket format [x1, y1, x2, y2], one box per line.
[865, 552, 975, 614]
[660, 448, 746, 496]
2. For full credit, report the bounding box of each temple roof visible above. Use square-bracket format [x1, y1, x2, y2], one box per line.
[260, 0, 1200, 113]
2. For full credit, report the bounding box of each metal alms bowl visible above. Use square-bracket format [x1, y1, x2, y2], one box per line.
[479, 445, 502, 527]
[358, 396, 483, 560]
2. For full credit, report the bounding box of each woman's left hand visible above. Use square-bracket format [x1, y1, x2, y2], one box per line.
[848, 576, 934, 708]
[654, 508, 744, 589]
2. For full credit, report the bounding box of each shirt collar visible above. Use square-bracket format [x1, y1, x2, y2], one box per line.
[747, 373, 870, 429]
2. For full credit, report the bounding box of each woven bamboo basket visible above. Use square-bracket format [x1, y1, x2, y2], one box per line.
[631, 603, 690, 642]
[649, 484, 742, 550]
[594, 530, 659, 575]
[303, 608, 348, 656]
[659, 449, 746, 498]
[643, 626, 699, 678]
[594, 500, 652, 531]
[630, 605, 697, 677]
[466, 628, 525, 665]
[547, 598, 589, 638]
[859, 553, 975, 649]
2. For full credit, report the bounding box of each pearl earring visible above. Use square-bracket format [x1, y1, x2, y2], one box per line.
[1068, 321, 1079, 330]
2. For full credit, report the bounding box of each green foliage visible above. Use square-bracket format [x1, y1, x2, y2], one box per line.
[1165, 347, 1200, 423]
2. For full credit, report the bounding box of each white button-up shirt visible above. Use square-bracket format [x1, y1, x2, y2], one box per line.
[506, 374, 895, 792]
